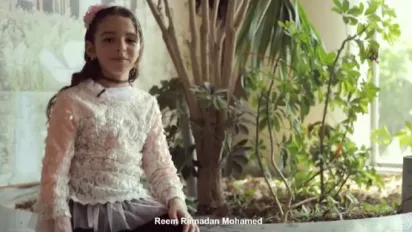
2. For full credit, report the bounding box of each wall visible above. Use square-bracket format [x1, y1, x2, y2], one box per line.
[0, 0, 373, 186]
[0, 0, 190, 186]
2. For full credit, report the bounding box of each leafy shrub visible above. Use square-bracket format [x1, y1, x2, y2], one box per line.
[377, 43, 412, 154]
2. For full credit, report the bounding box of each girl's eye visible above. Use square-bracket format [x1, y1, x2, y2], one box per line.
[103, 38, 114, 43]
[127, 38, 137, 43]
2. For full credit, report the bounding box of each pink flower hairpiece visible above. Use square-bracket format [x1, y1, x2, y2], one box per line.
[83, 4, 112, 29]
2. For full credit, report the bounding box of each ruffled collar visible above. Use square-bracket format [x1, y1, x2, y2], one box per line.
[82, 79, 135, 101]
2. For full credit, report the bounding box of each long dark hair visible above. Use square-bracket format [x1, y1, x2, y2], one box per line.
[45, 6, 144, 120]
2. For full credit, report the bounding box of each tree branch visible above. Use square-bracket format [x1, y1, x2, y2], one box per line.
[225, 0, 237, 29]
[146, 0, 197, 111]
[200, 0, 210, 83]
[147, 0, 167, 32]
[147, 1, 180, 75]
[318, 29, 365, 202]
[229, 0, 249, 97]
[188, 0, 202, 84]
[254, 94, 282, 216]
[220, 0, 238, 90]
[214, 21, 225, 88]
[234, 0, 250, 28]
[266, 61, 284, 216]
[210, 0, 220, 34]
[222, 0, 249, 100]
[163, 0, 193, 89]
[210, 0, 221, 86]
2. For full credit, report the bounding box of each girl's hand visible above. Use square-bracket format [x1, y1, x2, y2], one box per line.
[168, 198, 200, 232]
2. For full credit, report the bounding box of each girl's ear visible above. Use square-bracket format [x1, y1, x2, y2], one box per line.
[85, 41, 96, 59]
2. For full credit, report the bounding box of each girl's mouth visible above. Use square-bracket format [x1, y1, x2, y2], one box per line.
[112, 57, 128, 61]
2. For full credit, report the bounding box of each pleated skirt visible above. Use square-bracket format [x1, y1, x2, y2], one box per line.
[69, 198, 168, 232]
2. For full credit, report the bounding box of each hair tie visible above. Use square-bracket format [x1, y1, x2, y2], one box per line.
[83, 4, 112, 29]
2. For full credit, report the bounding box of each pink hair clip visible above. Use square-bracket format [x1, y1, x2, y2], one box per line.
[83, 4, 111, 28]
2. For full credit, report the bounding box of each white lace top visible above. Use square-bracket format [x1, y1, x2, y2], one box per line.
[37, 79, 185, 221]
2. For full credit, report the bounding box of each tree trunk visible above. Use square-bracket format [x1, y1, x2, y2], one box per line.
[146, 0, 250, 216]
[192, 109, 228, 216]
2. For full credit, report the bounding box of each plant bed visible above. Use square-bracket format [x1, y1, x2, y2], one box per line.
[217, 175, 401, 223]
[14, 176, 401, 224]
[11, 174, 402, 224]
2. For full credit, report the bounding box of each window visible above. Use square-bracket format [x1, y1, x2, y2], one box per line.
[373, 0, 412, 168]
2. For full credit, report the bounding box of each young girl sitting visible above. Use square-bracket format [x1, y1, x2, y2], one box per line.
[30, 4, 199, 232]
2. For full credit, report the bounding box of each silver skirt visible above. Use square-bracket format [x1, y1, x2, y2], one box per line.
[29, 197, 169, 232]
[70, 198, 168, 232]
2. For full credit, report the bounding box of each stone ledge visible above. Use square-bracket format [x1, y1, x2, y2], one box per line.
[1, 204, 411, 232]
[197, 213, 412, 232]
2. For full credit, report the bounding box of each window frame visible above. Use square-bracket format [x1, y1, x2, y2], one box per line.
[370, 33, 405, 170]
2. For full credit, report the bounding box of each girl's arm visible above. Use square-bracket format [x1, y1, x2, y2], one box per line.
[36, 92, 77, 232]
[142, 97, 186, 207]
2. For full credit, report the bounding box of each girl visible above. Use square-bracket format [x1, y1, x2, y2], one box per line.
[31, 4, 199, 232]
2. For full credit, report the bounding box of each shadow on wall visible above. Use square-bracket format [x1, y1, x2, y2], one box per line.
[0, 0, 180, 187]
[0, 1, 87, 186]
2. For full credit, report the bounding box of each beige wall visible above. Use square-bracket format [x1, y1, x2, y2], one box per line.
[0, 0, 373, 185]
[133, 0, 190, 91]
[300, 0, 370, 148]
[240, 0, 372, 175]
[300, 0, 347, 125]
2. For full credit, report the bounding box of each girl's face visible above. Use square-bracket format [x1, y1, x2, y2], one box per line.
[86, 15, 140, 80]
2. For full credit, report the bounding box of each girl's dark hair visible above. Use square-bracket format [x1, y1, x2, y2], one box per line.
[45, 6, 144, 120]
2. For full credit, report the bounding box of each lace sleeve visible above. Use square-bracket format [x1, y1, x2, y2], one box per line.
[37, 91, 77, 225]
[142, 97, 186, 207]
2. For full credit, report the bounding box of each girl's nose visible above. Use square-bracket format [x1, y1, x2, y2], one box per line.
[116, 39, 127, 52]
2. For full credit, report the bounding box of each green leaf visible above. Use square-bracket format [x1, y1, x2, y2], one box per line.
[347, 7, 362, 16]
[368, 14, 381, 23]
[359, 2, 365, 13]
[236, 0, 323, 72]
[294, 172, 308, 188]
[273, 117, 281, 131]
[259, 117, 268, 131]
[365, 2, 379, 15]
[236, 139, 249, 147]
[395, 130, 407, 137]
[342, 0, 350, 12]
[371, 127, 392, 146]
[332, 7, 342, 14]
[324, 52, 336, 65]
[333, 0, 343, 9]
[357, 24, 366, 34]
[405, 121, 412, 131]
